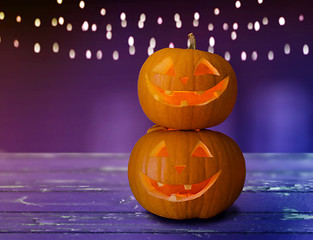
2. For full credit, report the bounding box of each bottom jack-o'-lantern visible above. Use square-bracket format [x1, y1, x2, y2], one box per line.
[128, 127, 246, 219]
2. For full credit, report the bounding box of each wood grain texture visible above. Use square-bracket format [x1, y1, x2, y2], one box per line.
[0, 211, 313, 233]
[0, 171, 312, 192]
[0, 153, 312, 239]
[0, 234, 312, 240]
[0, 191, 312, 213]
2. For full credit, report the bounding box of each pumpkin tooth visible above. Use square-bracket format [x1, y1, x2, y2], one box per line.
[213, 91, 221, 98]
[184, 184, 192, 190]
[157, 182, 164, 187]
[169, 194, 177, 202]
[180, 100, 188, 106]
[165, 90, 172, 95]
[196, 91, 205, 95]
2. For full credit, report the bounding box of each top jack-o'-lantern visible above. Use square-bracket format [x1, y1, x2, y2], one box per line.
[138, 33, 237, 130]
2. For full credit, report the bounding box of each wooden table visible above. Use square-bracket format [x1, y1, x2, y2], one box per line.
[0, 153, 312, 239]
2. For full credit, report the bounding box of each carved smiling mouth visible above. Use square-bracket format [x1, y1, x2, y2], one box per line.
[140, 170, 221, 202]
[146, 75, 229, 107]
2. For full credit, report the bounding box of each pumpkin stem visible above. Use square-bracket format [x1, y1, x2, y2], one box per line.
[188, 33, 196, 49]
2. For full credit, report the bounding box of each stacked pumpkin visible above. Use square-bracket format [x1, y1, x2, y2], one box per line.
[128, 34, 246, 219]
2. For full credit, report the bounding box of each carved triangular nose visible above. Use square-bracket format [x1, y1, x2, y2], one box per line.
[180, 77, 189, 85]
[174, 165, 185, 174]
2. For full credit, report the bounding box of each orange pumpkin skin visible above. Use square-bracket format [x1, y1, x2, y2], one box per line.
[128, 127, 245, 219]
[138, 48, 237, 130]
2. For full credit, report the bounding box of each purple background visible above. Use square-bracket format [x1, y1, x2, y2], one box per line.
[0, 0, 312, 153]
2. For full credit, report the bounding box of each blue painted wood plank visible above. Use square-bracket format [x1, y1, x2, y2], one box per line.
[0, 212, 313, 234]
[0, 233, 312, 240]
[1, 171, 312, 192]
[0, 169, 312, 193]
[0, 191, 312, 213]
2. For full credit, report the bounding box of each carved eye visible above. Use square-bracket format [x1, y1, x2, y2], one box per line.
[153, 57, 175, 77]
[150, 140, 169, 157]
[193, 58, 220, 76]
[191, 141, 213, 158]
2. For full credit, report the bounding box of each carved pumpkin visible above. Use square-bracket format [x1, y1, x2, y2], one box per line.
[138, 34, 237, 129]
[128, 126, 246, 219]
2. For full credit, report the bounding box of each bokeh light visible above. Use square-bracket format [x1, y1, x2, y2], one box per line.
[58, 17, 64, 25]
[208, 23, 214, 31]
[262, 17, 269, 25]
[279, 17, 286, 26]
[13, 39, 19, 48]
[97, 50, 103, 60]
[254, 21, 260, 31]
[82, 21, 89, 31]
[214, 8, 220, 15]
[209, 36, 215, 46]
[251, 51, 258, 61]
[231, 31, 237, 40]
[233, 22, 238, 30]
[69, 49, 75, 59]
[34, 18, 41, 27]
[224, 51, 231, 61]
[66, 23, 73, 31]
[157, 17, 163, 25]
[34, 43, 41, 53]
[129, 46, 135, 55]
[128, 36, 134, 46]
[268, 50, 274, 61]
[91, 24, 97, 32]
[223, 23, 229, 31]
[16, 15, 22, 23]
[52, 42, 59, 53]
[51, 18, 58, 27]
[86, 50, 92, 59]
[284, 44, 291, 54]
[113, 50, 119, 60]
[235, 1, 241, 8]
[241, 51, 247, 61]
[303, 44, 309, 55]
[100, 8, 106, 16]
[0, 12, 5, 20]
[79, 1, 85, 9]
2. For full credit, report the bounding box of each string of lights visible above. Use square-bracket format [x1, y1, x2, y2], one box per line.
[0, 0, 309, 61]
